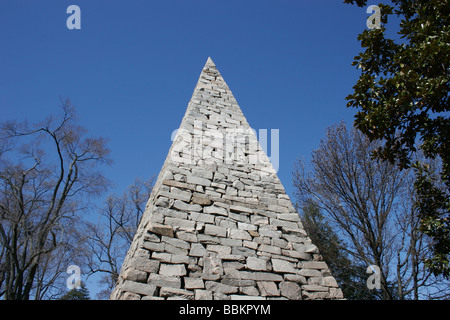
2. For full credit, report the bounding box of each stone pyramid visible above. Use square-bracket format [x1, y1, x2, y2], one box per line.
[110, 58, 344, 300]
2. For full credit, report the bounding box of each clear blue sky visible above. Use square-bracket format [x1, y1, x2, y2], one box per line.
[1, 0, 376, 297]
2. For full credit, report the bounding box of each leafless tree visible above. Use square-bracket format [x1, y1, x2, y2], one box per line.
[31, 220, 88, 299]
[393, 158, 449, 300]
[85, 177, 154, 299]
[293, 122, 448, 299]
[0, 100, 110, 299]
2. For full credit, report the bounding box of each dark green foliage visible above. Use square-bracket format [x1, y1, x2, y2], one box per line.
[345, 0, 449, 277]
[414, 163, 450, 276]
[59, 282, 91, 300]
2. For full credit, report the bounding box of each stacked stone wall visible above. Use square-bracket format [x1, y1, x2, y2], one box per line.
[110, 58, 344, 300]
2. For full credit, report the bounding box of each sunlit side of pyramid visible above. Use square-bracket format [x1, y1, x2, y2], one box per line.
[110, 58, 344, 300]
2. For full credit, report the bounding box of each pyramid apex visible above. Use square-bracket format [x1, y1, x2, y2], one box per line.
[204, 57, 216, 68]
[110, 58, 344, 301]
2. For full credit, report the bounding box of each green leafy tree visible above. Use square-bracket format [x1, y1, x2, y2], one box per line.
[344, 0, 449, 277]
[59, 282, 90, 300]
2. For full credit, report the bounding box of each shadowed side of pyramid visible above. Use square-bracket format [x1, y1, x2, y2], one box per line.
[110, 58, 344, 300]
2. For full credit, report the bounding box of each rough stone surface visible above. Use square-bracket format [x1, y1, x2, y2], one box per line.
[246, 257, 267, 271]
[110, 58, 344, 300]
[147, 273, 181, 289]
[195, 289, 213, 300]
[272, 258, 297, 274]
[257, 281, 279, 297]
[159, 264, 187, 277]
[189, 243, 207, 257]
[122, 281, 157, 296]
[279, 281, 302, 300]
[160, 287, 194, 299]
[123, 268, 148, 283]
[184, 277, 205, 289]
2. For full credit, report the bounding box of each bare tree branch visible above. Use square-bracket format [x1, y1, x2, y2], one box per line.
[293, 122, 448, 299]
[0, 100, 110, 299]
[84, 177, 154, 299]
